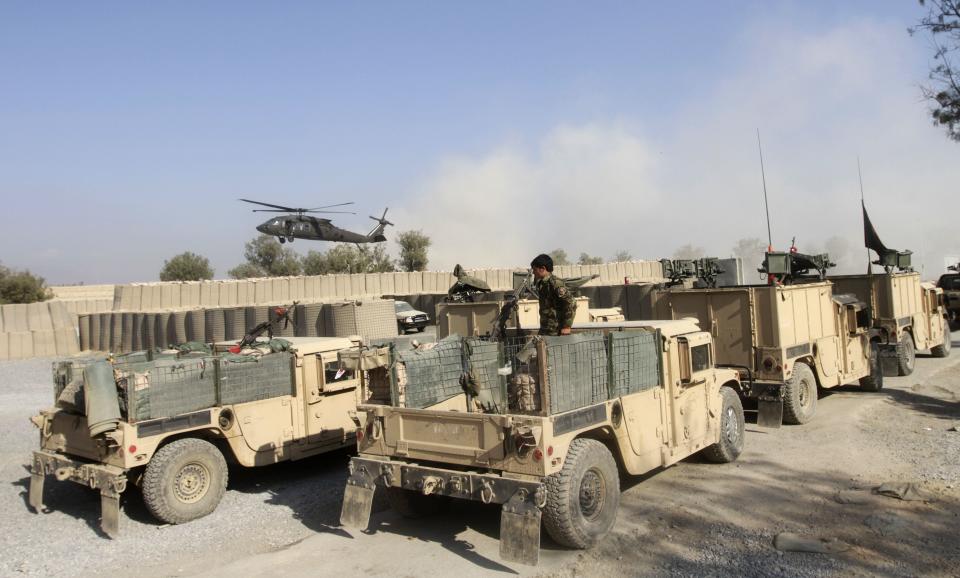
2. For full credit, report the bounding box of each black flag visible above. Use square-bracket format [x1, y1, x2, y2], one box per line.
[862, 201, 887, 256]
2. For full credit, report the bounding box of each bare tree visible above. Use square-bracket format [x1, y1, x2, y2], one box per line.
[549, 249, 571, 266]
[910, 1, 960, 141]
[612, 250, 633, 262]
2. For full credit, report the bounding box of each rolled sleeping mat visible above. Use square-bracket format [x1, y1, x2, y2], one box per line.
[83, 360, 121, 437]
[204, 308, 226, 344]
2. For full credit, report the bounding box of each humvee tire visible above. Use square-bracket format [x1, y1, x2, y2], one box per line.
[142, 438, 228, 525]
[543, 438, 620, 549]
[859, 343, 884, 392]
[703, 387, 744, 463]
[385, 487, 441, 518]
[896, 335, 916, 376]
[783, 363, 817, 425]
[931, 334, 952, 358]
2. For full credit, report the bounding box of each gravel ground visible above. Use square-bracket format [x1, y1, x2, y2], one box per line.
[2, 331, 958, 577]
[0, 357, 362, 577]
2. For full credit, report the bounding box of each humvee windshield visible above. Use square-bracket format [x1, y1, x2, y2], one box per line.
[938, 274, 960, 290]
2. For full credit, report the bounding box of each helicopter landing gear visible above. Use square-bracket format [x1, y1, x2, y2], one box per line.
[286, 236, 295, 243]
[278, 237, 286, 244]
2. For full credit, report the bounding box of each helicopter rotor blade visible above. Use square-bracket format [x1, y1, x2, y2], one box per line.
[306, 202, 355, 211]
[239, 198, 299, 212]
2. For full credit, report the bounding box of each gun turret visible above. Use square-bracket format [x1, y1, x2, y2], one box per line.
[759, 251, 835, 284]
[660, 258, 725, 288]
[872, 249, 913, 273]
[446, 264, 492, 303]
[230, 302, 298, 353]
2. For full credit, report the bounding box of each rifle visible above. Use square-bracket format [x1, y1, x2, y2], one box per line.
[230, 302, 298, 353]
[491, 276, 534, 341]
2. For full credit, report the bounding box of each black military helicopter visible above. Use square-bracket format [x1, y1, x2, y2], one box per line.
[240, 199, 393, 244]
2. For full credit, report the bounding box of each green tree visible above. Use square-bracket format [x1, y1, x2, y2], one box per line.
[232, 234, 303, 278]
[911, 1, 960, 141]
[227, 263, 266, 279]
[159, 251, 214, 281]
[548, 249, 571, 266]
[0, 265, 51, 304]
[578, 253, 604, 265]
[396, 230, 431, 272]
[612, 250, 633, 262]
[303, 245, 396, 275]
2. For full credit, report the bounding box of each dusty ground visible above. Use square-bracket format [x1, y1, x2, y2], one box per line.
[2, 331, 958, 577]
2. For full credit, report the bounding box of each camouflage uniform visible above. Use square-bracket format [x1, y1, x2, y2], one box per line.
[534, 274, 577, 335]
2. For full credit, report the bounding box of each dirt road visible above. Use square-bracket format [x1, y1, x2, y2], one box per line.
[186, 335, 960, 578]
[4, 334, 958, 578]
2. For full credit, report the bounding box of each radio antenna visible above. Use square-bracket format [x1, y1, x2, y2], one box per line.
[757, 129, 773, 250]
[858, 156, 871, 274]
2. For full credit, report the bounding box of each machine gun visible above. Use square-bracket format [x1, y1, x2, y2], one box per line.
[660, 258, 725, 288]
[491, 272, 599, 340]
[446, 264, 492, 303]
[230, 302, 298, 353]
[872, 248, 913, 274]
[949, 263, 960, 273]
[759, 240, 835, 285]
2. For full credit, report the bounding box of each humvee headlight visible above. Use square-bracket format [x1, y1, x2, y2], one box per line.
[762, 357, 775, 370]
[533, 448, 543, 461]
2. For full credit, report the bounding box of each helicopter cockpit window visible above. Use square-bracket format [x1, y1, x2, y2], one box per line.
[272, 219, 282, 226]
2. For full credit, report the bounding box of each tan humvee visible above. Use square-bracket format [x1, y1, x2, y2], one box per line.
[654, 281, 881, 425]
[830, 272, 951, 375]
[340, 319, 745, 565]
[29, 336, 361, 537]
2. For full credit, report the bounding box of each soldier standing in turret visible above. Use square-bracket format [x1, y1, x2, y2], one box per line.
[530, 254, 577, 336]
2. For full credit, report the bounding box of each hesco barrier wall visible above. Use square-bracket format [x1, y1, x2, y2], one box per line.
[19, 261, 665, 360]
[0, 301, 80, 360]
[91, 261, 663, 311]
[78, 299, 399, 354]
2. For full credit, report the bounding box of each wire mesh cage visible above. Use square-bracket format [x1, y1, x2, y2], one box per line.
[542, 333, 609, 414]
[118, 357, 218, 422]
[219, 352, 296, 405]
[609, 330, 661, 397]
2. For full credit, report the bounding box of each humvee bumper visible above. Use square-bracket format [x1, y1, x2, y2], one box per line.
[341, 456, 546, 566]
[30, 450, 128, 538]
[750, 382, 784, 428]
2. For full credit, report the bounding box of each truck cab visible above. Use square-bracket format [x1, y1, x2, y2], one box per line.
[340, 320, 744, 565]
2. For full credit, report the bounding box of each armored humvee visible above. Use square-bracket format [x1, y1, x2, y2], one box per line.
[29, 336, 361, 536]
[339, 319, 745, 565]
[830, 271, 951, 375]
[654, 280, 880, 425]
[937, 268, 960, 331]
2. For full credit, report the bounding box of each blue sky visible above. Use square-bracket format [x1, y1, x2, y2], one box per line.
[1, 1, 956, 284]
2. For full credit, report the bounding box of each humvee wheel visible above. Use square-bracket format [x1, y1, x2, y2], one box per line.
[703, 387, 744, 463]
[783, 363, 817, 425]
[385, 487, 440, 518]
[543, 438, 620, 549]
[931, 333, 952, 358]
[896, 335, 916, 376]
[142, 438, 228, 525]
[859, 342, 884, 392]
